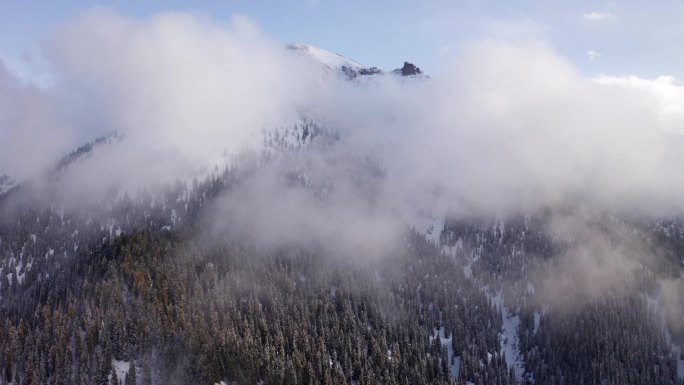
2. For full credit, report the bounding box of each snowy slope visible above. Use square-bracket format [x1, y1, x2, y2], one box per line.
[490, 290, 524, 382]
[433, 326, 461, 379]
[286, 42, 363, 70]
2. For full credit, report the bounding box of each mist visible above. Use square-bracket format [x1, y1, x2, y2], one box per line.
[2, 11, 684, 214]
[1, 11, 684, 316]
[0, 61, 73, 179]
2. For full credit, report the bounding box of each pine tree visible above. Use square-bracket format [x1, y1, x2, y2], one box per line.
[125, 360, 136, 385]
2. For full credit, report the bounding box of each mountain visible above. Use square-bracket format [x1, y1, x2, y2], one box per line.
[0, 45, 682, 385]
[286, 42, 364, 71]
[286, 42, 426, 80]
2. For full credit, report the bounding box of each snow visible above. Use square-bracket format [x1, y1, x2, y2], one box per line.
[15, 273, 24, 285]
[434, 326, 460, 378]
[497, 218, 505, 237]
[464, 262, 473, 279]
[501, 311, 523, 379]
[285, 42, 429, 84]
[171, 209, 178, 225]
[286, 43, 363, 71]
[463, 247, 478, 280]
[533, 311, 541, 335]
[441, 237, 463, 260]
[409, 205, 445, 247]
[489, 290, 524, 381]
[111, 359, 130, 381]
[416, 215, 443, 245]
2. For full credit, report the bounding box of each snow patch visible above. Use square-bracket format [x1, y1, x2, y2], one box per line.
[111, 359, 130, 382]
[490, 290, 524, 381]
[413, 213, 444, 245]
[434, 326, 460, 379]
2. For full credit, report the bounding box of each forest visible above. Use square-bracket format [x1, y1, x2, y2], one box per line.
[0, 125, 682, 385]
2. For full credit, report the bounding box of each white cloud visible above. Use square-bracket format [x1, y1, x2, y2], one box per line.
[583, 12, 615, 21]
[594, 74, 684, 130]
[33, 10, 320, 199]
[2, 9, 682, 321]
[382, 39, 684, 216]
[0, 61, 73, 178]
[4, 12, 684, 220]
[587, 50, 601, 59]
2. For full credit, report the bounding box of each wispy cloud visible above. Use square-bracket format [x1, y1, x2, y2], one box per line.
[587, 50, 601, 59]
[583, 12, 615, 21]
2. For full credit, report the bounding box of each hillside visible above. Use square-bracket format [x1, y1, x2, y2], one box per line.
[0, 41, 683, 385]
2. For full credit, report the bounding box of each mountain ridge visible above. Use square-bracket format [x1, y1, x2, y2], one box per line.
[286, 42, 426, 80]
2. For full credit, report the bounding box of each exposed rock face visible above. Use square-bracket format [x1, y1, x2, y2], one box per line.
[358, 67, 382, 76]
[341, 65, 383, 79]
[400, 62, 422, 76]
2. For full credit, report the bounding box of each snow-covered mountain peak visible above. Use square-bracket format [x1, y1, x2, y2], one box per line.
[286, 42, 427, 83]
[286, 42, 364, 70]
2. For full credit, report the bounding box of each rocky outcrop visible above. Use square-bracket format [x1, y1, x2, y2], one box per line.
[400, 62, 422, 76]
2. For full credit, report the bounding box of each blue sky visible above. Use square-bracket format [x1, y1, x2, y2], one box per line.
[3, 1, 684, 81]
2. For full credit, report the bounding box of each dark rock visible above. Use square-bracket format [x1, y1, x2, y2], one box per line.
[340, 65, 358, 79]
[341, 66, 383, 79]
[400, 62, 422, 76]
[359, 67, 382, 76]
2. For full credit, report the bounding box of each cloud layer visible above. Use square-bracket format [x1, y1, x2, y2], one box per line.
[0, 10, 683, 331]
[3, 11, 684, 232]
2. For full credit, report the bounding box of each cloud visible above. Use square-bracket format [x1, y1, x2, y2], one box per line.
[207, 161, 402, 260]
[594, 74, 684, 131]
[587, 50, 601, 59]
[539, 212, 647, 308]
[659, 278, 684, 343]
[4, 11, 684, 251]
[2, 12, 684, 327]
[0, 61, 74, 179]
[583, 12, 615, 21]
[366, 40, 684, 217]
[47, 10, 314, 155]
[22, 10, 322, 202]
